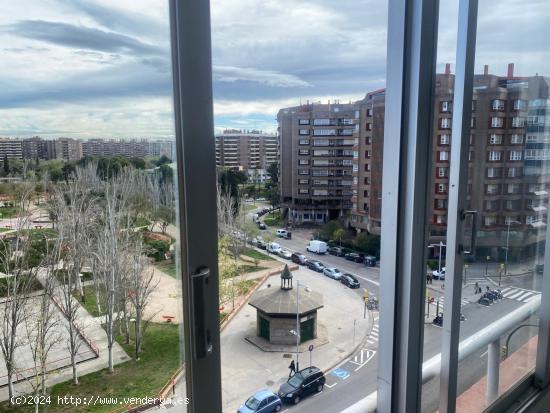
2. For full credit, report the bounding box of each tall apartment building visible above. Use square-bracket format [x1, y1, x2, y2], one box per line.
[278, 102, 359, 224]
[215, 130, 278, 172]
[82, 138, 149, 158]
[44, 137, 83, 161]
[349, 64, 550, 259]
[350, 89, 385, 235]
[0, 138, 23, 162]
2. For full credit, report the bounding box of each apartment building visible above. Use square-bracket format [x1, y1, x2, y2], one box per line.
[278, 102, 359, 224]
[350, 89, 385, 235]
[349, 64, 550, 260]
[215, 130, 278, 172]
[82, 138, 149, 158]
[0, 138, 23, 162]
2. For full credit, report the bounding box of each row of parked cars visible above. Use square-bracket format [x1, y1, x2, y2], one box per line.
[238, 367, 326, 412]
[325, 245, 377, 267]
[292, 253, 361, 289]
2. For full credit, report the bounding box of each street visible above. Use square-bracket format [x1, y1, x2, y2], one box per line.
[248, 214, 542, 412]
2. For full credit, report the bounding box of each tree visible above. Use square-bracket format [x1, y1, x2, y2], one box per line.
[266, 162, 279, 186]
[2, 155, 9, 176]
[129, 157, 147, 170]
[356, 233, 381, 257]
[155, 154, 172, 166]
[333, 228, 346, 246]
[316, 220, 342, 241]
[126, 240, 158, 360]
[24, 241, 63, 410]
[0, 187, 40, 402]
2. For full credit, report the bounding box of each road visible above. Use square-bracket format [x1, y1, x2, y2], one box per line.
[247, 211, 543, 412]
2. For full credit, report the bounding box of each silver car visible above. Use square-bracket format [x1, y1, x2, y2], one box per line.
[323, 267, 343, 280]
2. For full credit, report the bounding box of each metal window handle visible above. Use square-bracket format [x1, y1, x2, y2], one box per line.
[191, 267, 213, 359]
[461, 210, 477, 255]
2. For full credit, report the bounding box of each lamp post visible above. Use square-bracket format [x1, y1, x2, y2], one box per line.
[428, 242, 446, 276]
[291, 280, 311, 372]
[505, 220, 521, 276]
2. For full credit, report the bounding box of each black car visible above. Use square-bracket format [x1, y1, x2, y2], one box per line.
[278, 367, 325, 405]
[307, 260, 325, 272]
[327, 246, 345, 257]
[258, 222, 267, 230]
[344, 252, 364, 263]
[364, 256, 377, 267]
[340, 273, 360, 289]
[291, 253, 307, 265]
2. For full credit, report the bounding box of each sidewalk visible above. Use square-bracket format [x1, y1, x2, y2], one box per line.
[220, 268, 371, 412]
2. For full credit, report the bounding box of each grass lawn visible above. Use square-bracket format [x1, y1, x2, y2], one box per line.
[155, 260, 178, 278]
[0, 323, 182, 413]
[25, 227, 58, 240]
[237, 279, 259, 295]
[0, 206, 20, 219]
[263, 211, 283, 227]
[78, 285, 105, 317]
[242, 248, 275, 261]
[0, 228, 9, 233]
[240, 264, 268, 274]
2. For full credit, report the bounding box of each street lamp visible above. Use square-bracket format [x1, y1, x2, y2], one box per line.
[290, 280, 311, 371]
[428, 241, 446, 276]
[504, 220, 521, 276]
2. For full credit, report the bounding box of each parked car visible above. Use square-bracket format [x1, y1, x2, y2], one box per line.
[327, 246, 345, 257]
[278, 249, 292, 260]
[344, 252, 364, 263]
[307, 260, 325, 272]
[432, 267, 446, 280]
[258, 222, 267, 230]
[323, 267, 343, 280]
[364, 256, 377, 267]
[306, 240, 328, 254]
[256, 197, 267, 202]
[291, 253, 307, 265]
[276, 229, 288, 238]
[254, 238, 267, 250]
[278, 367, 325, 405]
[253, 213, 259, 222]
[267, 242, 282, 254]
[340, 273, 360, 289]
[478, 296, 492, 306]
[238, 389, 282, 413]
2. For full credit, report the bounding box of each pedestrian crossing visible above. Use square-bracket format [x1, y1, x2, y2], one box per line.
[500, 287, 540, 303]
[430, 296, 470, 309]
[366, 320, 379, 346]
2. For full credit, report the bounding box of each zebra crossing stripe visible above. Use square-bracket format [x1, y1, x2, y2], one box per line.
[516, 292, 535, 301]
[506, 291, 525, 300]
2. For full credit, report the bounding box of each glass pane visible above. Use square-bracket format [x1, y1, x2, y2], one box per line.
[453, 1, 550, 410]
[212, 1, 387, 411]
[0, 2, 186, 412]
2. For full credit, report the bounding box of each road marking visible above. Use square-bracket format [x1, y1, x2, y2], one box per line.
[349, 360, 363, 366]
[331, 367, 351, 380]
[325, 383, 337, 388]
[480, 350, 488, 358]
[354, 350, 376, 372]
[367, 339, 376, 344]
[353, 273, 380, 286]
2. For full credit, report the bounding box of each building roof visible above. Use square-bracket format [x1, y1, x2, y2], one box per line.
[249, 286, 323, 316]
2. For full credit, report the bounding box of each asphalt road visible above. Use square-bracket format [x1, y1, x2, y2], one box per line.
[247, 210, 542, 412]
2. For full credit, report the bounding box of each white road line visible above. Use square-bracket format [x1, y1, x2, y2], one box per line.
[367, 339, 375, 344]
[480, 350, 488, 358]
[348, 360, 363, 366]
[506, 291, 525, 300]
[353, 273, 380, 286]
[325, 383, 337, 389]
[516, 292, 534, 301]
[501, 287, 512, 294]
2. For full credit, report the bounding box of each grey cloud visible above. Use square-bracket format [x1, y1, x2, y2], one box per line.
[59, 0, 168, 40]
[3, 20, 163, 56]
[213, 65, 312, 88]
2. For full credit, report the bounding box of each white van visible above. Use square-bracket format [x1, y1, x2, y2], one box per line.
[252, 213, 259, 222]
[306, 240, 328, 254]
[276, 229, 288, 238]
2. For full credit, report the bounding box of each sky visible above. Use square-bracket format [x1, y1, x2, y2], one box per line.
[0, 0, 548, 139]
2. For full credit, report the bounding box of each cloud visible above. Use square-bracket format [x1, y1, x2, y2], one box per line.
[3, 20, 162, 55]
[213, 65, 312, 88]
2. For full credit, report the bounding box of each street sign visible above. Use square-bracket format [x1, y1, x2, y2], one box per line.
[308, 344, 314, 352]
[363, 289, 369, 301]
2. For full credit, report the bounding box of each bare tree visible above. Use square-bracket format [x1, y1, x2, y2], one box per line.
[50, 165, 99, 386]
[92, 169, 133, 373]
[23, 245, 63, 412]
[126, 239, 158, 359]
[0, 189, 40, 402]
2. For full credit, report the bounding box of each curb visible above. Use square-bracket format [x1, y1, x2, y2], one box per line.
[319, 310, 376, 377]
